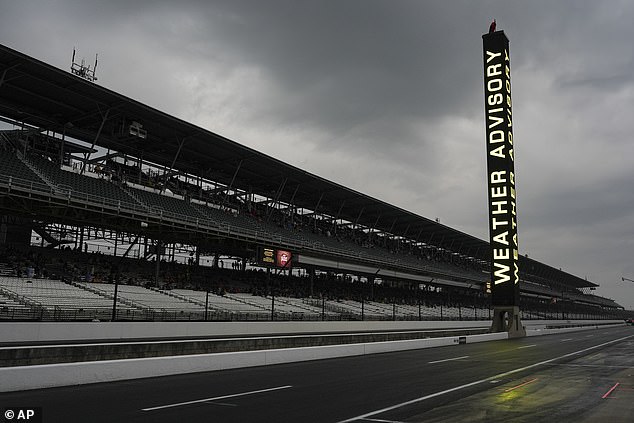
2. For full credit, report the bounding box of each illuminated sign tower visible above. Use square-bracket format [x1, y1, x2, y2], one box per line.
[482, 27, 525, 337]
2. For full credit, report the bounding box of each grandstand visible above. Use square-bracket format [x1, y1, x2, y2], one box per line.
[0, 42, 627, 323]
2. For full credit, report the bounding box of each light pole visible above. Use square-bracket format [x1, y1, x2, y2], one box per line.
[621, 277, 633, 323]
[111, 273, 119, 322]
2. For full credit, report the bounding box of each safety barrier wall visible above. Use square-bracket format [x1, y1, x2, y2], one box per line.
[0, 332, 508, 392]
[0, 320, 624, 392]
[0, 319, 622, 344]
[0, 320, 488, 344]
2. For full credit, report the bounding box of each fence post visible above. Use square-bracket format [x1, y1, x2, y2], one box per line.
[322, 297, 325, 321]
[205, 290, 209, 321]
[361, 297, 364, 321]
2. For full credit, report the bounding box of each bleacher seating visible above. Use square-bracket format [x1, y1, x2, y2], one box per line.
[0, 150, 44, 183]
[126, 187, 207, 219]
[0, 277, 116, 309]
[170, 289, 265, 314]
[2, 148, 489, 283]
[191, 203, 265, 235]
[0, 276, 139, 320]
[0, 265, 622, 322]
[1, 136, 626, 322]
[273, 296, 337, 317]
[0, 291, 32, 319]
[226, 292, 325, 318]
[84, 283, 203, 313]
[26, 155, 138, 206]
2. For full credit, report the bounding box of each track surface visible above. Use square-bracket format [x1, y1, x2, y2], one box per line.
[1, 326, 632, 422]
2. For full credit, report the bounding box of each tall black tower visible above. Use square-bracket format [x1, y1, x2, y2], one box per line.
[482, 28, 525, 337]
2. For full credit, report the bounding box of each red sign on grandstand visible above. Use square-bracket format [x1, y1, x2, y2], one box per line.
[277, 250, 291, 268]
[258, 247, 292, 269]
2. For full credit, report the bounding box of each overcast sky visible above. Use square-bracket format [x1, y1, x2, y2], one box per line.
[1, 1, 633, 309]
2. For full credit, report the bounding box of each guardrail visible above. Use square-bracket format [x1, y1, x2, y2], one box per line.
[0, 301, 621, 323]
[0, 305, 350, 322]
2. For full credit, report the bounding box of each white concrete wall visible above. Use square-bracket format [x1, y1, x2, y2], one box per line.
[0, 320, 488, 344]
[526, 323, 623, 337]
[0, 332, 508, 392]
[0, 320, 623, 392]
[0, 320, 621, 344]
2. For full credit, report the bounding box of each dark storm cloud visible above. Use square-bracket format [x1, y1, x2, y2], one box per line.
[111, 0, 491, 152]
[524, 174, 634, 230]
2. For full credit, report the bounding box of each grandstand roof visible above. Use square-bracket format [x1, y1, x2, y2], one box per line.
[0, 43, 597, 290]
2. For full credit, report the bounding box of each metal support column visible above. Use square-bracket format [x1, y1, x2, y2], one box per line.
[81, 108, 110, 174]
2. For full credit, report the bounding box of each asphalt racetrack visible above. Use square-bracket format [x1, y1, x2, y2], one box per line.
[1, 325, 632, 422]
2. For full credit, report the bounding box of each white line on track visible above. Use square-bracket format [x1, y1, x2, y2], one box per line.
[361, 418, 406, 423]
[517, 344, 537, 349]
[141, 385, 292, 412]
[428, 356, 469, 364]
[555, 363, 631, 369]
[561, 338, 574, 342]
[337, 334, 634, 422]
